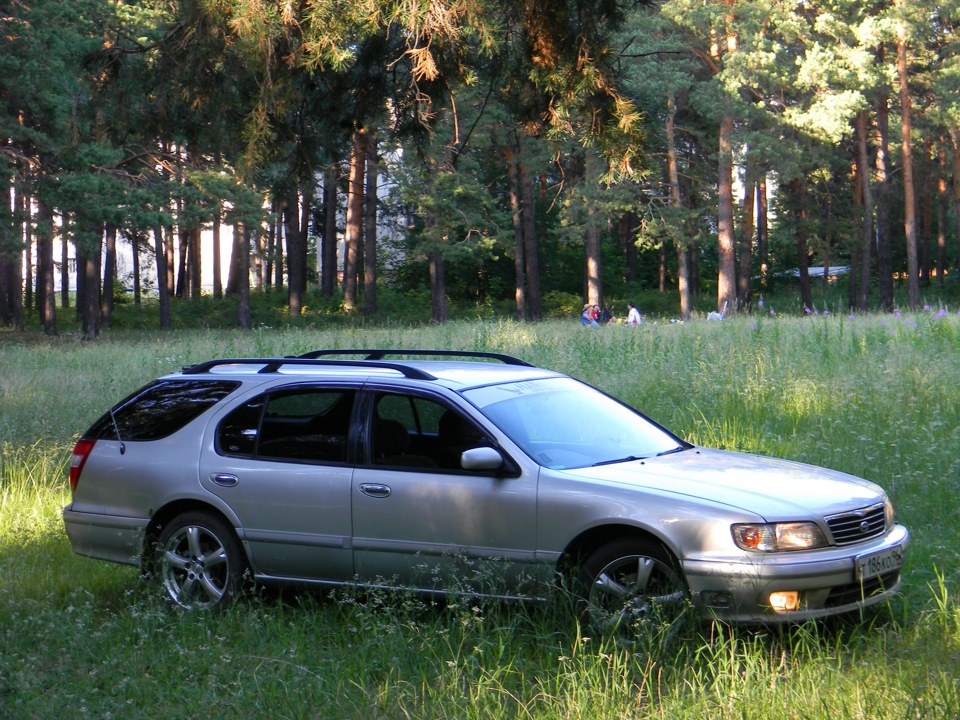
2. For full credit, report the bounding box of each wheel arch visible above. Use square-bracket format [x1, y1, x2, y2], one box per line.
[141, 500, 246, 573]
[556, 523, 681, 585]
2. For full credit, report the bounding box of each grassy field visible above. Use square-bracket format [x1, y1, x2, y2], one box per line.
[2, 312, 960, 719]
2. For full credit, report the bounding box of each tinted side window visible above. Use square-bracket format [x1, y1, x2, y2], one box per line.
[370, 392, 490, 471]
[218, 388, 355, 464]
[87, 380, 240, 441]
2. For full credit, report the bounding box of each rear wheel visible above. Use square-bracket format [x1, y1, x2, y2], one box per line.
[155, 511, 247, 610]
[577, 537, 688, 637]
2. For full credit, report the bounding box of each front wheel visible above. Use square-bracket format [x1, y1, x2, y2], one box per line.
[576, 537, 688, 637]
[154, 511, 247, 610]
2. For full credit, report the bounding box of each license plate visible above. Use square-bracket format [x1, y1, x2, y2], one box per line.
[856, 546, 903, 581]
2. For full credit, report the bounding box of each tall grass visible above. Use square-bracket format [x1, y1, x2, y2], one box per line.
[2, 312, 960, 718]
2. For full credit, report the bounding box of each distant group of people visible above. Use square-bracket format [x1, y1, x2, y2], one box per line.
[581, 302, 642, 326]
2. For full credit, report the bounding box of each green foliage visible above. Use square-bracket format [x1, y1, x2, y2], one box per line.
[6, 0, 960, 333]
[541, 290, 583, 319]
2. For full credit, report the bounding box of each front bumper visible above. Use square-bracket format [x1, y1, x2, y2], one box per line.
[683, 523, 909, 623]
[63, 507, 148, 568]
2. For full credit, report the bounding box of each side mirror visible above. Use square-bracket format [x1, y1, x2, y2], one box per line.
[460, 447, 503, 472]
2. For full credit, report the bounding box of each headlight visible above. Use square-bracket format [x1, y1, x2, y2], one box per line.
[732, 522, 828, 552]
[884, 495, 895, 528]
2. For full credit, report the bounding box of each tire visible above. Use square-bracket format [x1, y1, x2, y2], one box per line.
[576, 537, 688, 637]
[154, 511, 248, 611]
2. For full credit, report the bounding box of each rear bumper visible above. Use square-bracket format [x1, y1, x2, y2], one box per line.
[683, 524, 909, 623]
[62, 507, 148, 568]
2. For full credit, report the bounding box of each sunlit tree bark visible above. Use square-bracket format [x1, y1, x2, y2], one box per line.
[343, 130, 366, 311]
[717, 113, 737, 315]
[854, 111, 874, 311]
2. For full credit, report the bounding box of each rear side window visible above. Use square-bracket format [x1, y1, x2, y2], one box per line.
[218, 387, 356, 464]
[86, 380, 240, 441]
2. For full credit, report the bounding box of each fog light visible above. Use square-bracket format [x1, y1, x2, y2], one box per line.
[701, 591, 731, 609]
[769, 591, 799, 612]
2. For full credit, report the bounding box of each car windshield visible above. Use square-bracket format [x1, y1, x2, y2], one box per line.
[464, 377, 686, 470]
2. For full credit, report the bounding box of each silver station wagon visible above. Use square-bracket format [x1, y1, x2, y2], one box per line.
[63, 350, 908, 630]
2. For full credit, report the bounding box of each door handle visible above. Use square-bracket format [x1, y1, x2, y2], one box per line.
[359, 483, 391, 498]
[210, 473, 239, 487]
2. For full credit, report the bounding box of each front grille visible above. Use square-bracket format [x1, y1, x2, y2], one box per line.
[825, 503, 887, 545]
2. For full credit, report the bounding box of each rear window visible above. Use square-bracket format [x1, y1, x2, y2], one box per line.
[86, 380, 240, 441]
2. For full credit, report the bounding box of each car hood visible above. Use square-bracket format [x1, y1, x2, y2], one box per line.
[561, 447, 885, 520]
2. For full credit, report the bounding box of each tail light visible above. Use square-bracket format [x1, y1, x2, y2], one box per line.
[69, 439, 96, 492]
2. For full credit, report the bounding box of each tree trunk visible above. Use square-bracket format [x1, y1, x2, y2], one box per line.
[428, 251, 447, 323]
[189, 227, 201, 299]
[343, 130, 366, 311]
[236, 223, 251, 330]
[175, 222, 188, 298]
[162, 226, 174, 299]
[2, 258, 24, 330]
[658, 242, 667, 293]
[949, 128, 960, 287]
[61, 221, 70, 311]
[364, 131, 379, 316]
[174, 158, 187, 297]
[791, 179, 813, 312]
[874, 89, 894, 311]
[154, 226, 172, 330]
[584, 214, 601, 307]
[717, 113, 737, 315]
[226, 220, 241, 295]
[737, 160, 755, 311]
[505, 146, 526, 320]
[286, 188, 305, 316]
[666, 93, 690, 320]
[920, 139, 933, 286]
[272, 204, 283, 289]
[131, 233, 141, 307]
[897, 16, 920, 308]
[937, 140, 947, 288]
[212, 203, 223, 299]
[301, 184, 314, 288]
[36, 199, 56, 335]
[101, 224, 116, 326]
[690, 240, 700, 297]
[855, 111, 874, 311]
[519, 161, 541, 320]
[78, 233, 100, 340]
[756, 176, 768, 291]
[19, 188, 32, 314]
[0, 187, 24, 328]
[321, 165, 338, 298]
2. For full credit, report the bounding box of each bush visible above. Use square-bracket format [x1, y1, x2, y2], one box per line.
[542, 290, 583, 320]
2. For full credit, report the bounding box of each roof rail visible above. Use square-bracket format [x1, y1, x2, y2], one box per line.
[298, 349, 533, 366]
[180, 357, 436, 380]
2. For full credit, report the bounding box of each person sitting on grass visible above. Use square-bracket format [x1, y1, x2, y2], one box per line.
[581, 303, 600, 327]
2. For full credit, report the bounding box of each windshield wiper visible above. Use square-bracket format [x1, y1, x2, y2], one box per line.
[592, 455, 646, 467]
[592, 446, 686, 467]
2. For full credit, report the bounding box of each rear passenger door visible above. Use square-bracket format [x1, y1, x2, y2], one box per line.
[200, 384, 356, 581]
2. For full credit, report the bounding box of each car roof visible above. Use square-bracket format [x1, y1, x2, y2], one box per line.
[170, 350, 564, 392]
